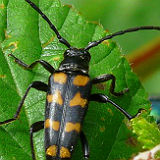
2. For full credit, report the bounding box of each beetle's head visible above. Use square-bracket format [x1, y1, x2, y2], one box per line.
[59, 48, 91, 74]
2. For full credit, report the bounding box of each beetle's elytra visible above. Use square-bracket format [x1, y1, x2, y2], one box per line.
[0, 0, 160, 159]
[45, 70, 91, 159]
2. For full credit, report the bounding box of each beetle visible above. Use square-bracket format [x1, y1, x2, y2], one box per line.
[0, 0, 160, 160]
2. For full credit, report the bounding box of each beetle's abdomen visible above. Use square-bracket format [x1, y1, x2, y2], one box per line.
[44, 71, 91, 159]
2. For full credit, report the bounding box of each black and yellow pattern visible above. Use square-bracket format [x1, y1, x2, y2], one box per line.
[44, 71, 91, 159]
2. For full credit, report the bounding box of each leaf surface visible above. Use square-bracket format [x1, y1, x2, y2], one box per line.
[131, 111, 160, 150]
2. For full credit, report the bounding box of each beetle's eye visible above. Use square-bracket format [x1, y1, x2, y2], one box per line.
[64, 50, 70, 57]
[80, 55, 85, 59]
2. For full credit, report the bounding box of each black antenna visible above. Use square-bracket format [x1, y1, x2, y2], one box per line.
[84, 26, 160, 51]
[25, 0, 71, 48]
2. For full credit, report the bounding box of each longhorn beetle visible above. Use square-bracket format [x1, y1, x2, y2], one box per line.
[1, 0, 160, 159]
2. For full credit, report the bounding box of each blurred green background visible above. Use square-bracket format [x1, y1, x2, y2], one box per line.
[61, 0, 160, 96]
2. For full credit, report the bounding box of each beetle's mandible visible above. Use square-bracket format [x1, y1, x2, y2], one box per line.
[0, 0, 160, 160]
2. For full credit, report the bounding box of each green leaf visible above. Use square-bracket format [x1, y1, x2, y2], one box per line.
[131, 110, 160, 150]
[0, 0, 8, 43]
[0, 0, 151, 159]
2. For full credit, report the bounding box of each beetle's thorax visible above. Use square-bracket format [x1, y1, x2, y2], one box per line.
[58, 48, 91, 74]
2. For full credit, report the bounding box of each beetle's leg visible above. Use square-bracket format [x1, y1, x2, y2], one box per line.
[0, 81, 48, 125]
[9, 53, 55, 74]
[30, 121, 44, 160]
[92, 74, 128, 96]
[80, 131, 89, 159]
[90, 93, 142, 120]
